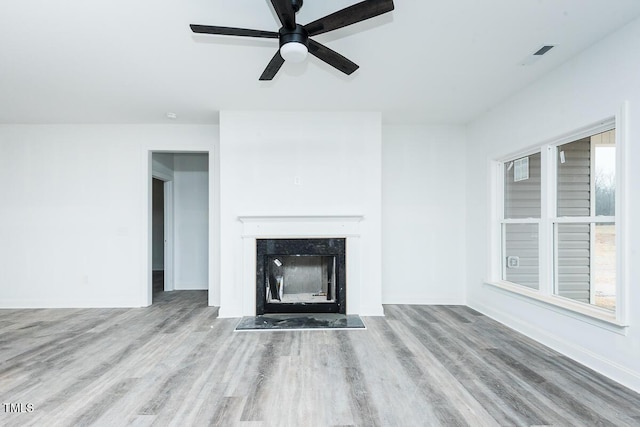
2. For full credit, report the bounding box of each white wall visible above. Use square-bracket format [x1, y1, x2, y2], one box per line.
[466, 17, 640, 392]
[0, 125, 218, 308]
[382, 125, 467, 304]
[219, 111, 382, 317]
[173, 153, 209, 290]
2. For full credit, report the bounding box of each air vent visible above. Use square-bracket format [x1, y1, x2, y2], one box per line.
[520, 44, 557, 66]
[533, 45, 555, 56]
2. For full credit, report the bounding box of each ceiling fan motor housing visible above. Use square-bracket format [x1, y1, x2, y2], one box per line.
[291, 0, 303, 13]
[279, 24, 309, 48]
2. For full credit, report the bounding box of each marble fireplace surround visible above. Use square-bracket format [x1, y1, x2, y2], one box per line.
[238, 215, 364, 316]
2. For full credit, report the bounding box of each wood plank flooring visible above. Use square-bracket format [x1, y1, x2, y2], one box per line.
[1, 291, 639, 426]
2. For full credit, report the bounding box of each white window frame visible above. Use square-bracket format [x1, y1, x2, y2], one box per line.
[588, 133, 616, 304]
[486, 104, 629, 332]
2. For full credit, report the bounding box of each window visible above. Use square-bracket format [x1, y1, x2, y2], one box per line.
[492, 119, 626, 325]
[554, 131, 616, 310]
[501, 152, 541, 289]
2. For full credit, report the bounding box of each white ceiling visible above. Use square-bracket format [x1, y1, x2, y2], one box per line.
[2, 0, 640, 125]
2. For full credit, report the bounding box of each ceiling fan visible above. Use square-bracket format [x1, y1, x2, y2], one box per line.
[190, 0, 395, 80]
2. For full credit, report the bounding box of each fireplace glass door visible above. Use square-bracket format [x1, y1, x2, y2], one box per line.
[265, 255, 337, 305]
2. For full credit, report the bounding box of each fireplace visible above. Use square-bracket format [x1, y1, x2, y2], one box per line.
[256, 238, 346, 314]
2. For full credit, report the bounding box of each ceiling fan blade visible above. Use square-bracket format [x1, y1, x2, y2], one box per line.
[259, 51, 285, 80]
[308, 40, 359, 75]
[270, 0, 296, 29]
[190, 24, 278, 39]
[304, 0, 394, 36]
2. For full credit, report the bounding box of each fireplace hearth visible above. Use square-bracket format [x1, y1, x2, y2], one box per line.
[256, 238, 346, 314]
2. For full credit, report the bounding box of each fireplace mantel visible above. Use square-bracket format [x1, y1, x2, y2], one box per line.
[236, 214, 365, 316]
[238, 215, 364, 238]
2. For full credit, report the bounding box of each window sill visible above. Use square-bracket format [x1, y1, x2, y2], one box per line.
[484, 280, 629, 334]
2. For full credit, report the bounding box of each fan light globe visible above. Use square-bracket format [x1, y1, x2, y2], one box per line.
[280, 42, 308, 63]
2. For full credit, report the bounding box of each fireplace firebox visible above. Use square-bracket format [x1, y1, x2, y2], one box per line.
[256, 238, 346, 314]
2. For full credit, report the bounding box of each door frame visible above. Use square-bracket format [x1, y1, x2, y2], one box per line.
[152, 172, 175, 293]
[144, 148, 218, 307]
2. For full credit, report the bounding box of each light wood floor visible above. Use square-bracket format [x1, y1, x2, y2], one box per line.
[1, 291, 639, 426]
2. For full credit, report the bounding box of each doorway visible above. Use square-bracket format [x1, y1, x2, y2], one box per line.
[150, 152, 209, 304]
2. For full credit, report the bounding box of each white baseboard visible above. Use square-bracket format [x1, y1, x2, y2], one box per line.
[218, 307, 242, 318]
[469, 300, 640, 394]
[382, 295, 466, 305]
[0, 298, 143, 309]
[357, 305, 385, 316]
